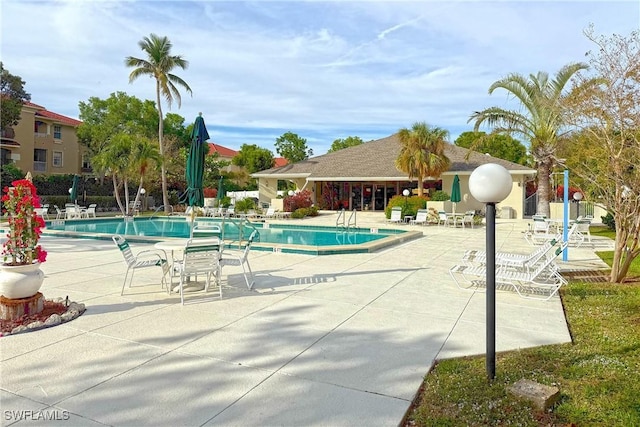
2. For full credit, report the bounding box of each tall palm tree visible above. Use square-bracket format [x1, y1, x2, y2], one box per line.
[129, 136, 162, 213]
[469, 62, 588, 217]
[125, 33, 192, 213]
[395, 122, 451, 197]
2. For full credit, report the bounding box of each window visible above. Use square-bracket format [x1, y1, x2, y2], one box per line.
[82, 153, 92, 171]
[34, 149, 47, 172]
[53, 125, 62, 139]
[53, 151, 63, 167]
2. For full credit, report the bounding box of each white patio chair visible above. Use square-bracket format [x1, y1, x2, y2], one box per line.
[86, 204, 97, 218]
[460, 211, 475, 229]
[524, 217, 551, 244]
[219, 230, 257, 290]
[112, 234, 170, 296]
[34, 207, 49, 220]
[387, 207, 402, 224]
[410, 209, 428, 226]
[54, 205, 65, 220]
[437, 211, 451, 227]
[174, 238, 222, 304]
[575, 218, 592, 245]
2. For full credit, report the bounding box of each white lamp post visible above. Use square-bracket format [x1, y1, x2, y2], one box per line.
[402, 189, 410, 212]
[468, 163, 513, 381]
[141, 188, 146, 211]
[573, 191, 583, 218]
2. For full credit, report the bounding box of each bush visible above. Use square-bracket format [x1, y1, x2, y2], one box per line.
[284, 189, 313, 212]
[431, 190, 450, 201]
[602, 212, 615, 230]
[235, 198, 256, 213]
[203, 188, 217, 198]
[384, 195, 427, 219]
[291, 208, 306, 219]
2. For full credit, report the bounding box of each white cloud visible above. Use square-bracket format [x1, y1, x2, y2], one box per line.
[2, 0, 638, 154]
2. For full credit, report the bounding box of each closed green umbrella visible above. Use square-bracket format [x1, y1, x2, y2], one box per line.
[70, 175, 79, 204]
[216, 176, 225, 204]
[183, 113, 209, 208]
[451, 174, 461, 213]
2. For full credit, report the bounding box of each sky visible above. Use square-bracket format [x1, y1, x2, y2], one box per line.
[2, 0, 639, 156]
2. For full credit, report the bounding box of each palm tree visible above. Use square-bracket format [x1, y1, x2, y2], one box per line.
[395, 122, 451, 197]
[125, 33, 192, 213]
[129, 136, 162, 213]
[469, 63, 588, 217]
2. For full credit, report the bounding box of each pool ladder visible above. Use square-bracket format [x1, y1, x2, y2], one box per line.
[336, 209, 357, 231]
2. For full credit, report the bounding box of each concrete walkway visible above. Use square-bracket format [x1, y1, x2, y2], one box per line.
[1, 212, 611, 426]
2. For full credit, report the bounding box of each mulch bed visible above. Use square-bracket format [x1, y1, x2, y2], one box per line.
[0, 300, 68, 335]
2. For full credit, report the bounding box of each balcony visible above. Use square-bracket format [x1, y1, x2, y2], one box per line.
[34, 132, 54, 144]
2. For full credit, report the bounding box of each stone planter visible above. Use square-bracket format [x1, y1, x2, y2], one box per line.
[0, 262, 45, 300]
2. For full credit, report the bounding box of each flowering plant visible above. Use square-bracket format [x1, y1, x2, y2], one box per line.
[1, 179, 47, 266]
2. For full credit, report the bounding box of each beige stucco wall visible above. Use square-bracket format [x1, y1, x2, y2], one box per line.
[441, 174, 526, 219]
[7, 106, 82, 176]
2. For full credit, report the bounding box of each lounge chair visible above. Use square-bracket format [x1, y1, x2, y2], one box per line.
[387, 207, 402, 224]
[112, 235, 170, 295]
[34, 206, 49, 220]
[260, 207, 277, 220]
[410, 209, 428, 226]
[449, 246, 567, 300]
[219, 230, 257, 290]
[462, 238, 565, 274]
[174, 238, 222, 304]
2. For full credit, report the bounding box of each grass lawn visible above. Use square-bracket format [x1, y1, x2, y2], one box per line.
[406, 231, 640, 426]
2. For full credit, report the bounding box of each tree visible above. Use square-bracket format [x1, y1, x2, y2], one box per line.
[233, 144, 275, 174]
[563, 27, 640, 283]
[275, 132, 313, 163]
[125, 33, 192, 213]
[328, 136, 364, 153]
[454, 131, 529, 165]
[469, 62, 588, 217]
[77, 92, 158, 153]
[0, 62, 31, 130]
[395, 122, 451, 197]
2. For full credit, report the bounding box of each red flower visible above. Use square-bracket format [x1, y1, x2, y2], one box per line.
[1, 179, 47, 265]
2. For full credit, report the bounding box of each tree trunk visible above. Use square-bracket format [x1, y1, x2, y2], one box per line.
[536, 159, 552, 217]
[417, 176, 424, 197]
[156, 82, 170, 214]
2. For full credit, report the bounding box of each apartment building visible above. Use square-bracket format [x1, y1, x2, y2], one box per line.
[1, 101, 87, 176]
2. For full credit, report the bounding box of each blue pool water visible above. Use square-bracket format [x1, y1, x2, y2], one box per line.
[45, 217, 404, 248]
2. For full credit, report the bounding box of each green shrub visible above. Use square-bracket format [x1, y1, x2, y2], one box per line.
[384, 195, 426, 218]
[431, 190, 450, 201]
[601, 212, 615, 230]
[291, 208, 306, 219]
[235, 198, 256, 213]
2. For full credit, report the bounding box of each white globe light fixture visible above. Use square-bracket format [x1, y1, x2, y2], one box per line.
[140, 188, 146, 195]
[468, 163, 512, 382]
[288, 190, 294, 197]
[402, 189, 410, 197]
[573, 191, 583, 218]
[68, 188, 72, 194]
[468, 163, 512, 203]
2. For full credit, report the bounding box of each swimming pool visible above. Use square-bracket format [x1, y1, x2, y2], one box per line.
[44, 217, 423, 255]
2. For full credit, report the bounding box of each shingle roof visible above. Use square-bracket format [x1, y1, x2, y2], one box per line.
[253, 133, 534, 179]
[24, 101, 82, 127]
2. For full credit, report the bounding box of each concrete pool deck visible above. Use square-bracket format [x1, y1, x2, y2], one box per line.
[1, 212, 612, 426]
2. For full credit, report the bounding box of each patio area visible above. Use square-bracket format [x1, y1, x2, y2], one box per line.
[0, 213, 612, 426]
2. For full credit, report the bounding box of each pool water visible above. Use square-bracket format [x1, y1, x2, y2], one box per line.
[45, 217, 408, 250]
